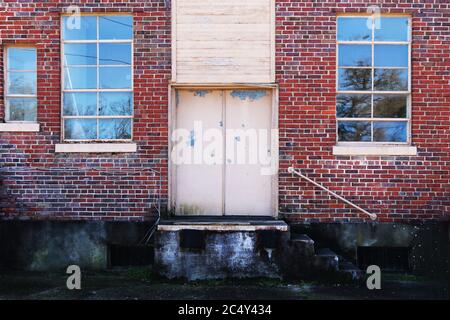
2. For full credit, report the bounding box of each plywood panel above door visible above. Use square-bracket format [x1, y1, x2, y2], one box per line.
[173, 0, 275, 84]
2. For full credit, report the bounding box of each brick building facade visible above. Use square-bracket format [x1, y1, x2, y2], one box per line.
[0, 0, 448, 224]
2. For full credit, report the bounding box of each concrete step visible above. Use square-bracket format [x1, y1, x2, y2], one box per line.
[313, 248, 339, 271]
[289, 233, 315, 257]
[339, 261, 364, 281]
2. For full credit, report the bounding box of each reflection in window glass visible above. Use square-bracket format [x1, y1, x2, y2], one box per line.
[338, 121, 371, 142]
[337, 17, 372, 41]
[7, 72, 37, 95]
[338, 69, 372, 91]
[336, 94, 371, 118]
[64, 43, 97, 65]
[100, 92, 133, 116]
[63, 92, 97, 116]
[99, 67, 132, 89]
[62, 16, 97, 40]
[338, 45, 371, 67]
[62, 15, 133, 140]
[374, 69, 408, 91]
[64, 119, 97, 140]
[8, 98, 37, 121]
[99, 43, 132, 65]
[375, 17, 409, 42]
[373, 95, 407, 118]
[374, 45, 408, 67]
[6, 47, 38, 122]
[373, 121, 407, 142]
[99, 16, 133, 40]
[64, 67, 97, 89]
[337, 16, 410, 143]
[8, 48, 36, 70]
[99, 119, 132, 139]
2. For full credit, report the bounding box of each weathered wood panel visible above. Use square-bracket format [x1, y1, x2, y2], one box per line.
[173, 0, 275, 83]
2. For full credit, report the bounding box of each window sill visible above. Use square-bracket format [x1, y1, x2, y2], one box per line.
[0, 123, 40, 132]
[55, 143, 137, 153]
[333, 145, 417, 156]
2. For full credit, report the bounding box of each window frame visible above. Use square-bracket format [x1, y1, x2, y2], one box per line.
[335, 14, 412, 145]
[60, 13, 134, 142]
[3, 45, 38, 123]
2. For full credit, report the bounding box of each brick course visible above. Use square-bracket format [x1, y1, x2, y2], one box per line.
[0, 0, 449, 222]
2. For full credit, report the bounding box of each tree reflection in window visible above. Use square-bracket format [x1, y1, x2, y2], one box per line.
[62, 15, 133, 140]
[336, 16, 410, 143]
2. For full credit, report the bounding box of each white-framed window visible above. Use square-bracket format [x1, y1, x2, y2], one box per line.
[4, 46, 37, 122]
[336, 15, 411, 144]
[61, 15, 133, 141]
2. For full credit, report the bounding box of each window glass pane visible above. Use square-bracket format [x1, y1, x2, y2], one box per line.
[99, 43, 131, 65]
[374, 17, 409, 42]
[375, 45, 408, 67]
[64, 119, 97, 140]
[339, 45, 371, 67]
[62, 16, 97, 40]
[64, 44, 97, 65]
[7, 72, 36, 95]
[338, 68, 372, 91]
[99, 16, 133, 40]
[99, 67, 132, 89]
[338, 121, 371, 141]
[374, 69, 408, 91]
[99, 118, 132, 139]
[337, 17, 372, 41]
[64, 67, 97, 89]
[373, 121, 407, 142]
[8, 48, 36, 71]
[336, 94, 371, 118]
[373, 95, 407, 118]
[63, 92, 97, 116]
[99, 92, 133, 116]
[7, 98, 37, 121]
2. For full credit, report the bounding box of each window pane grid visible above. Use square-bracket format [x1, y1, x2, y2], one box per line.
[336, 15, 411, 143]
[5, 47, 37, 122]
[62, 15, 133, 141]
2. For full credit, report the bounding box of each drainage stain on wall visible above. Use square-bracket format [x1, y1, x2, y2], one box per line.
[230, 90, 267, 101]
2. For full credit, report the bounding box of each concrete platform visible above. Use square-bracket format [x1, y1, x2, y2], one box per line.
[158, 216, 288, 231]
[154, 217, 289, 280]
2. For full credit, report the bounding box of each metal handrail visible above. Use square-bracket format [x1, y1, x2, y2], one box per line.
[287, 167, 377, 220]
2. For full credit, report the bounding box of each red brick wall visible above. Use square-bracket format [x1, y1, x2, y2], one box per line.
[0, 1, 170, 221]
[277, 0, 450, 222]
[0, 0, 449, 222]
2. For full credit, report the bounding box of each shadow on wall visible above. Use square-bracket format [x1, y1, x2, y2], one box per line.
[290, 221, 450, 280]
[0, 221, 155, 271]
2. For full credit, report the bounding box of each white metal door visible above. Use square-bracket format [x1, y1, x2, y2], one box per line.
[174, 90, 224, 215]
[224, 90, 273, 215]
[173, 89, 274, 216]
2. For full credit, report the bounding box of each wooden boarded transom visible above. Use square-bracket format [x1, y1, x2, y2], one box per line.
[173, 0, 275, 83]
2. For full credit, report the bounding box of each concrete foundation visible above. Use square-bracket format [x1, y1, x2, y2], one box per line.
[154, 222, 289, 281]
[290, 221, 450, 279]
[0, 221, 155, 271]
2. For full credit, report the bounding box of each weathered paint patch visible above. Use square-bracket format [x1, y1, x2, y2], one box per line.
[191, 90, 211, 97]
[230, 90, 267, 101]
[187, 130, 195, 147]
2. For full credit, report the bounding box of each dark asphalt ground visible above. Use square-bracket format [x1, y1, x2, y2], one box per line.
[0, 268, 448, 300]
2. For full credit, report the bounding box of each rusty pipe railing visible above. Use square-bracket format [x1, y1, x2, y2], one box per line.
[287, 167, 377, 220]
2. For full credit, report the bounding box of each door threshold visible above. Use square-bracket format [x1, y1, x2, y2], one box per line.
[158, 216, 287, 232]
